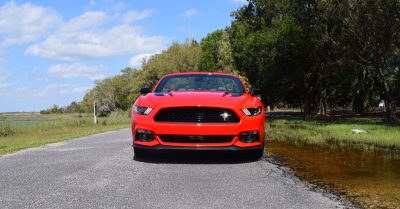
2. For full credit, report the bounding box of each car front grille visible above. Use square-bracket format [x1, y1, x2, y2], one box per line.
[154, 107, 240, 123]
[158, 135, 235, 143]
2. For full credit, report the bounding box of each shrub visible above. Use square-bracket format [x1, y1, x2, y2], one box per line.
[0, 123, 17, 137]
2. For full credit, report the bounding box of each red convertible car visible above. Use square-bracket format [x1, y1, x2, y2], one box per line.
[131, 72, 265, 158]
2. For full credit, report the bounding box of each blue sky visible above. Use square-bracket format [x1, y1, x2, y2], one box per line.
[0, 0, 247, 112]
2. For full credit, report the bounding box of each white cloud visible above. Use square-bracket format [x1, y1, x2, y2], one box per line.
[34, 84, 89, 97]
[0, 85, 27, 97]
[86, 0, 124, 12]
[60, 11, 108, 32]
[48, 63, 107, 81]
[0, 69, 12, 94]
[0, 70, 11, 82]
[25, 10, 165, 61]
[128, 53, 155, 68]
[182, 9, 200, 18]
[0, 83, 10, 89]
[15, 87, 28, 93]
[0, 1, 61, 47]
[123, 10, 153, 23]
[0, 58, 6, 65]
[88, 0, 96, 8]
[0, 75, 8, 82]
[230, 0, 248, 4]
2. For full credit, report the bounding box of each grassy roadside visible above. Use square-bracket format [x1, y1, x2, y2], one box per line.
[0, 112, 130, 156]
[266, 118, 400, 152]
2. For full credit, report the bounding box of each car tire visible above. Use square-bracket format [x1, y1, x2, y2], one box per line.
[248, 139, 265, 160]
[249, 148, 264, 159]
[134, 147, 148, 158]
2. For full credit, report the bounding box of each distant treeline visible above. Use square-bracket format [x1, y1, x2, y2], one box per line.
[48, 0, 400, 120]
[40, 102, 83, 114]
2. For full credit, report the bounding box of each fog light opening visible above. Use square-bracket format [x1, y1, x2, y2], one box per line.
[136, 129, 155, 142]
[239, 131, 259, 143]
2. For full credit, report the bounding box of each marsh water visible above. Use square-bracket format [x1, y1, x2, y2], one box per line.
[267, 141, 400, 209]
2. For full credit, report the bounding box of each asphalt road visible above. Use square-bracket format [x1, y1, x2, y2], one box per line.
[0, 129, 344, 209]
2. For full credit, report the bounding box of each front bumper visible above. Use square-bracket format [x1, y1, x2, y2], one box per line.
[133, 144, 263, 151]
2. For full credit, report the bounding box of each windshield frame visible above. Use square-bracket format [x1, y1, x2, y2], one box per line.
[153, 73, 247, 94]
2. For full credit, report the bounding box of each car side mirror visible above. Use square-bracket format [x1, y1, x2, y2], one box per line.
[140, 87, 150, 95]
[250, 88, 260, 96]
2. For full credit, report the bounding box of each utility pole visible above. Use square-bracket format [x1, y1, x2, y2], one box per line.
[93, 101, 97, 124]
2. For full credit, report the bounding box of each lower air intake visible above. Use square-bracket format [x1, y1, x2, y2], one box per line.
[158, 135, 234, 143]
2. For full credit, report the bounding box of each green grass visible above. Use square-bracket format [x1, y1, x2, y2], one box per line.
[0, 112, 130, 156]
[267, 118, 400, 152]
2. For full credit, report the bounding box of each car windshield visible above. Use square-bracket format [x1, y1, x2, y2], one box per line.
[155, 74, 246, 93]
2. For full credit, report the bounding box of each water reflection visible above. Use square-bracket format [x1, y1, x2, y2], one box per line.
[267, 141, 400, 209]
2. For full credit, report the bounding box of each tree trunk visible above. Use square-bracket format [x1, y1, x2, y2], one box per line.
[319, 89, 327, 118]
[385, 99, 397, 121]
[303, 76, 316, 119]
[378, 66, 397, 121]
[304, 101, 312, 119]
[352, 96, 365, 113]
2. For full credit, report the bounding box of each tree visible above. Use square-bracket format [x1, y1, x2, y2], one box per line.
[199, 30, 235, 73]
[64, 101, 82, 113]
[40, 104, 63, 114]
[343, 0, 400, 120]
[229, 0, 400, 119]
[141, 39, 203, 90]
[229, 0, 327, 116]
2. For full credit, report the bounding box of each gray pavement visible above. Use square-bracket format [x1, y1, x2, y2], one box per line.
[0, 129, 343, 209]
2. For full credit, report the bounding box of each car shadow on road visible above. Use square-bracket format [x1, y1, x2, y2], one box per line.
[133, 151, 261, 164]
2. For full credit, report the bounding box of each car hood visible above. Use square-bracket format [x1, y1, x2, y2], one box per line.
[136, 91, 261, 109]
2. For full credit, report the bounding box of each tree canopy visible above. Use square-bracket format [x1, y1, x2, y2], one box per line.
[229, 0, 400, 119]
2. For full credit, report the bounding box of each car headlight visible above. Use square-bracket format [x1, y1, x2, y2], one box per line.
[133, 105, 153, 115]
[241, 106, 262, 116]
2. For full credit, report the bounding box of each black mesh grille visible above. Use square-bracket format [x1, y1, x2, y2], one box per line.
[154, 107, 240, 123]
[159, 135, 234, 143]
